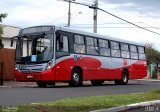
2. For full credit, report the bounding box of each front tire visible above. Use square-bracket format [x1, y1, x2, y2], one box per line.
[69, 69, 82, 87]
[114, 70, 128, 85]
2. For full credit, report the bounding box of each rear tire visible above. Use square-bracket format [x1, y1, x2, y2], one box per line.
[91, 80, 104, 86]
[114, 70, 128, 85]
[69, 69, 82, 87]
[37, 81, 47, 87]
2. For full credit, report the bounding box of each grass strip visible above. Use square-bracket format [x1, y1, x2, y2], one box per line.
[10, 89, 160, 112]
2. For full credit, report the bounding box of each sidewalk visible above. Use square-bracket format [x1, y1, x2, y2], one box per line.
[136, 78, 160, 83]
[0, 81, 36, 88]
[138, 78, 160, 82]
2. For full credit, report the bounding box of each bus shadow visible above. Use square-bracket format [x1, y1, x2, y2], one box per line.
[32, 82, 143, 88]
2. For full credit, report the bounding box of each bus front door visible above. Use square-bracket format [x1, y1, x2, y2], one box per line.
[55, 31, 72, 81]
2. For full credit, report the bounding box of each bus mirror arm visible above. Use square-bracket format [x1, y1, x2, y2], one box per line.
[55, 32, 60, 38]
[10, 36, 19, 47]
[10, 38, 13, 47]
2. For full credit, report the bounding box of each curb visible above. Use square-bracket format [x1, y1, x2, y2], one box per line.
[91, 100, 160, 112]
[135, 79, 160, 84]
[137, 79, 160, 82]
[0, 85, 36, 88]
[0, 86, 11, 88]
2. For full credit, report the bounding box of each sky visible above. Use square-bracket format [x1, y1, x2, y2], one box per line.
[1, 0, 160, 50]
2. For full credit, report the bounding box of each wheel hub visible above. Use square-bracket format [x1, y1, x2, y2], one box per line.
[73, 73, 79, 84]
[123, 74, 127, 83]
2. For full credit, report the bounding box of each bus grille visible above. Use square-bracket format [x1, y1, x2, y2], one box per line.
[19, 64, 44, 73]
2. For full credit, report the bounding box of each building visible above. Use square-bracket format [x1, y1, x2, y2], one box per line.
[0, 24, 21, 80]
[1, 24, 21, 48]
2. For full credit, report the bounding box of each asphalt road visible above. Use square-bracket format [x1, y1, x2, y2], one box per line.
[0, 80, 160, 106]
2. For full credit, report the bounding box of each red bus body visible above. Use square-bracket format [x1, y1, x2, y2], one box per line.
[15, 57, 147, 81]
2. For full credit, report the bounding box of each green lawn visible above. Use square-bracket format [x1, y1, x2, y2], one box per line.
[16, 89, 160, 112]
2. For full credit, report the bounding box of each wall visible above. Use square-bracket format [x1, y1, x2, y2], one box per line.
[0, 48, 15, 80]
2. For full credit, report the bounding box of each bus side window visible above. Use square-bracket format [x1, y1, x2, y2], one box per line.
[74, 35, 85, 54]
[86, 37, 99, 55]
[56, 34, 69, 52]
[99, 39, 110, 56]
[121, 43, 130, 58]
[111, 41, 121, 57]
[138, 46, 145, 60]
[130, 45, 138, 59]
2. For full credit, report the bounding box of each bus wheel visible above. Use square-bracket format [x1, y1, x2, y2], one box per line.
[69, 69, 82, 87]
[91, 80, 104, 86]
[36, 81, 47, 88]
[114, 70, 128, 85]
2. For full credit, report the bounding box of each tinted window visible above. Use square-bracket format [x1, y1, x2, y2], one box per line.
[121, 43, 129, 51]
[99, 39, 109, 48]
[99, 39, 110, 56]
[111, 41, 120, 57]
[121, 43, 130, 58]
[130, 45, 137, 52]
[138, 46, 145, 60]
[74, 35, 85, 54]
[139, 54, 145, 60]
[100, 48, 110, 56]
[74, 35, 84, 44]
[86, 37, 98, 55]
[138, 46, 145, 53]
[111, 49, 121, 57]
[74, 44, 85, 54]
[121, 51, 130, 58]
[131, 52, 138, 59]
[86, 37, 98, 46]
[87, 46, 99, 55]
[111, 41, 120, 50]
[56, 35, 69, 52]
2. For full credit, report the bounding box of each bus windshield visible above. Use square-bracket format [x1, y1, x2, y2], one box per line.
[16, 33, 53, 63]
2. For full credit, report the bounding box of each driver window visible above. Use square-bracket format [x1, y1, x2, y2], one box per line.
[56, 35, 69, 52]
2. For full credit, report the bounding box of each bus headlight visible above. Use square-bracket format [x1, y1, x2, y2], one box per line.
[46, 61, 54, 70]
[15, 65, 20, 71]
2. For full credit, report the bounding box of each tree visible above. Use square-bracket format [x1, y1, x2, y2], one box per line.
[0, 13, 7, 48]
[145, 44, 160, 79]
[146, 45, 160, 64]
[0, 14, 7, 22]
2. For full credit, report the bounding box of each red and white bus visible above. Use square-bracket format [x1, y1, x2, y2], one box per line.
[12, 25, 147, 87]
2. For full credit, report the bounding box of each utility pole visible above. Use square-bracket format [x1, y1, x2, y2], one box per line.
[60, 0, 98, 31]
[68, 0, 71, 27]
[93, 0, 98, 33]
[67, 0, 75, 27]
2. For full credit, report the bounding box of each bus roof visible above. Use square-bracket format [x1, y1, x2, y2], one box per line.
[56, 26, 144, 46]
[21, 25, 144, 46]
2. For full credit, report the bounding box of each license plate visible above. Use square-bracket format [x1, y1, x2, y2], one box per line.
[27, 75, 33, 78]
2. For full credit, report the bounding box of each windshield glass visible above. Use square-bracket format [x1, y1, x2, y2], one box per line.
[16, 33, 53, 63]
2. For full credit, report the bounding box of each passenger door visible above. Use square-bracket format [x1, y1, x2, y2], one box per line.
[85, 37, 100, 79]
[55, 31, 72, 81]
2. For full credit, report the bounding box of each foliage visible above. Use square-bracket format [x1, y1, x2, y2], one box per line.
[145, 45, 160, 79]
[151, 69, 158, 79]
[0, 14, 7, 22]
[0, 13, 7, 48]
[146, 45, 160, 64]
